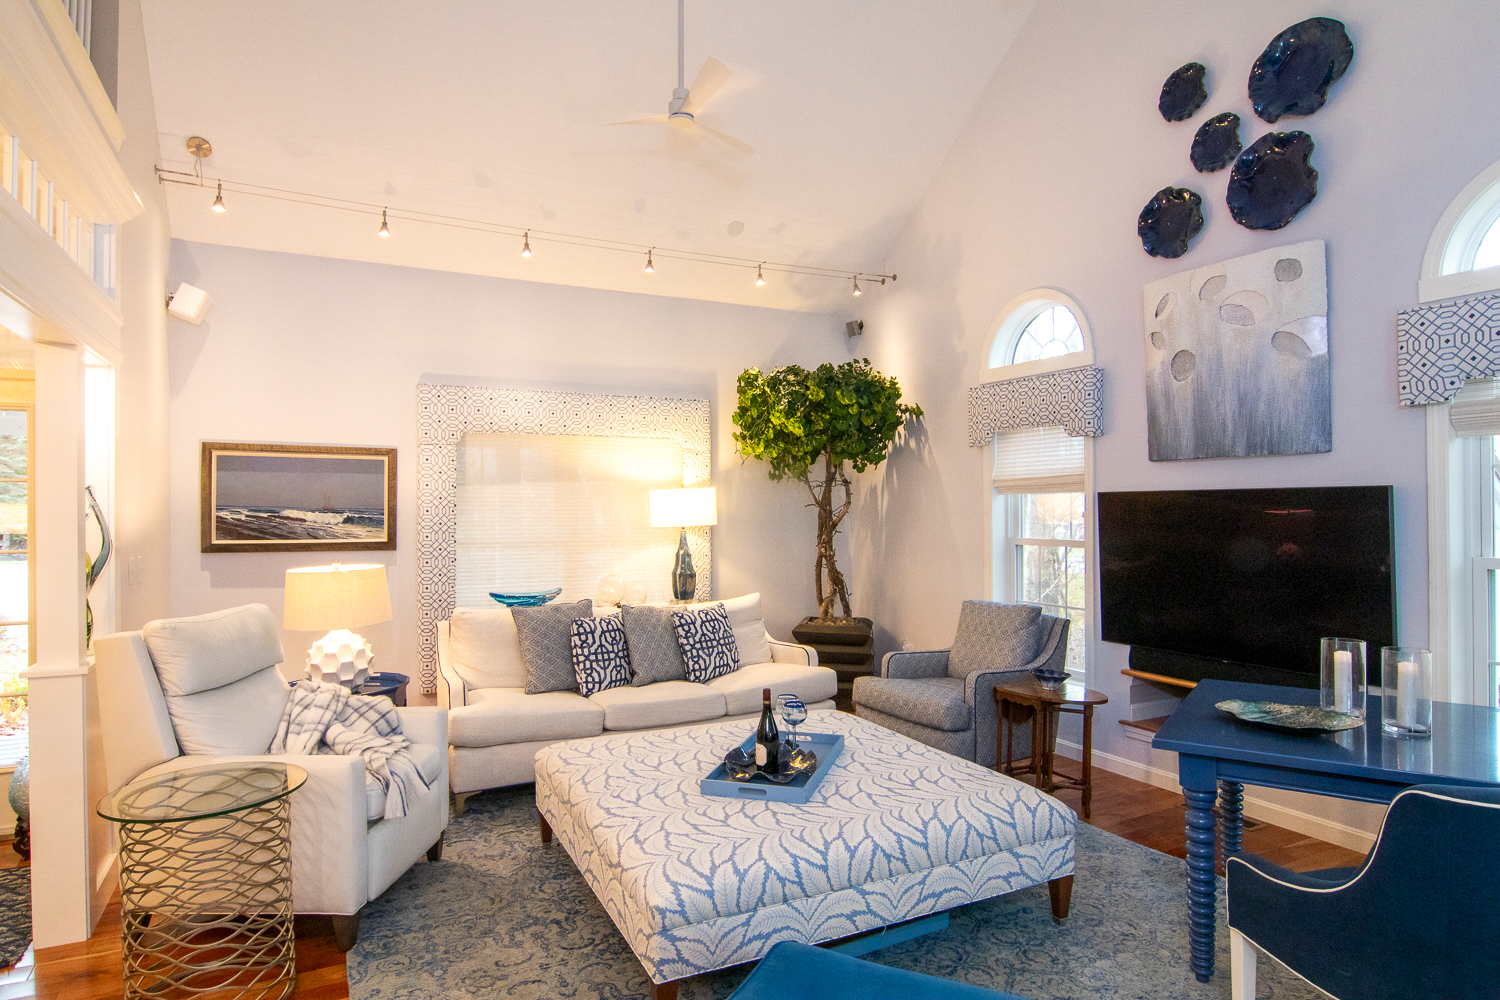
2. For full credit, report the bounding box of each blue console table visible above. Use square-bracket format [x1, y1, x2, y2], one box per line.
[1153, 679, 1500, 983]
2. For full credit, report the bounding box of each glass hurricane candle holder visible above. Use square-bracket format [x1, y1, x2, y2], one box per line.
[1380, 647, 1432, 738]
[1320, 637, 1366, 719]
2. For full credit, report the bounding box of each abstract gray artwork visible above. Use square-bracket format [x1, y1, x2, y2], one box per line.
[1143, 240, 1329, 461]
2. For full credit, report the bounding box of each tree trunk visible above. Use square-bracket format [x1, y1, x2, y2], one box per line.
[803, 451, 853, 619]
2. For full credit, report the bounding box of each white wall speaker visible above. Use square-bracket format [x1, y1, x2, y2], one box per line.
[167, 282, 211, 324]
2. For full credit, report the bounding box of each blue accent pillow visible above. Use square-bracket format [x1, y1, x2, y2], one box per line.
[569, 615, 632, 697]
[671, 603, 740, 683]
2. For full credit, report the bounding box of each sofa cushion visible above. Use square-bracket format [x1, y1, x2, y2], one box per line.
[948, 601, 1043, 679]
[707, 662, 840, 716]
[447, 606, 527, 690]
[621, 604, 688, 686]
[589, 680, 725, 731]
[696, 593, 772, 669]
[450, 688, 604, 747]
[514, 599, 593, 695]
[143, 603, 284, 696]
[167, 666, 292, 755]
[570, 616, 632, 697]
[364, 740, 445, 821]
[853, 676, 970, 732]
[673, 604, 740, 683]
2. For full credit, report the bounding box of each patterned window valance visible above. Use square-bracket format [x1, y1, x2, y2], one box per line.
[415, 382, 711, 692]
[1397, 291, 1500, 405]
[967, 365, 1104, 447]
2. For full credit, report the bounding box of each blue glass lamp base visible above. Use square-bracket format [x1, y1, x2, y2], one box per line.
[671, 529, 697, 601]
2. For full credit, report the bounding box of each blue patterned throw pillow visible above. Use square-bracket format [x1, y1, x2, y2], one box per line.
[671, 603, 740, 683]
[569, 615, 632, 697]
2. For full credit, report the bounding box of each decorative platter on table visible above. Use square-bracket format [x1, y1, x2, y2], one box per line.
[489, 587, 562, 607]
[701, 732, 844, 804]
[1216, 698, 1363, 734]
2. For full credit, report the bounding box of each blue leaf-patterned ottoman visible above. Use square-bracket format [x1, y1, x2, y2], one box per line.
[535, 709, 1076, 997]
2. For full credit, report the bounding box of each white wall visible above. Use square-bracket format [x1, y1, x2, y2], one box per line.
[167, 241, 854, 679]
[852, 1, 1500, 845]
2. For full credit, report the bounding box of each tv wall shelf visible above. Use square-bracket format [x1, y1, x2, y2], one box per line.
[1121, 668, 1198, 689]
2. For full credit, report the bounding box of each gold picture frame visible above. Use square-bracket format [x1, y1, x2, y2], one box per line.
[200, 442, 396, 553]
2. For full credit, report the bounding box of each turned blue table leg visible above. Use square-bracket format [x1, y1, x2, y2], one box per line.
[1219, 779, 1244, 863]
[1180, 755, 1219, 983]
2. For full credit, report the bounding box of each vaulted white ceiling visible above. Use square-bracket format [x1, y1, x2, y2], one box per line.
[140, 1, 1032, 312]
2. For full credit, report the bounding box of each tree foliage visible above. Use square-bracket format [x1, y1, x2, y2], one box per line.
[732, 360, 921, 619]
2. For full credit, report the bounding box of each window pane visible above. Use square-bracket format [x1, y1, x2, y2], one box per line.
[1011, 305, 1084, 364]
[0, 410, 25, 477]
[1018, 543, 1086, 613]
[0, 482, 24, 548]
[0, 624, 24, 743]
[0, 553, 26, 622]
[1016, 492, 1085, 541]
[1476, 217, 1500, 271]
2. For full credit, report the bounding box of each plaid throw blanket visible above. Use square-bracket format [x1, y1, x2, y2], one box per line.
[269, 680, 430, 819]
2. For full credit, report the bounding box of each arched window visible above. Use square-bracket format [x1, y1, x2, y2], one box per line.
[1420, 159, 1500, 303]
[986, 290, 1091, 373]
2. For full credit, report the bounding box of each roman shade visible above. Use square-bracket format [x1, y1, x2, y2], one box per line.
[992, 425, 1085, 494]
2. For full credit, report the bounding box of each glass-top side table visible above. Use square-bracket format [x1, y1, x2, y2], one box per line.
[97, 763, 307, 1000]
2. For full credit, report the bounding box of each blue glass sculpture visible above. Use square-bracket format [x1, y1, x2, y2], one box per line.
[1159, 63, 1208, 122]
[1225, 131, 1318, 230]
[1191, 112, 1242, 173]
[1249, 17, 1353, 123]
[1138, 187, 1204, 258]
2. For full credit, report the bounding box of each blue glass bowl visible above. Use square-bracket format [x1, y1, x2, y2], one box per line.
[489, 587, 562, 607]
[1031, 668, 1069, 691]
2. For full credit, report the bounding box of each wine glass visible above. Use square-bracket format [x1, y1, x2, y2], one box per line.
[776, 695, 807, 745]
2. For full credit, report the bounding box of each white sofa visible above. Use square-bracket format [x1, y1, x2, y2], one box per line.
[436, 593, 836, 809]
[94, 604, 449, 950]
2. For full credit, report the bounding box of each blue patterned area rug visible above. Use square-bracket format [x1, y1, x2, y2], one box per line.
[349, 786, 1322, 1000]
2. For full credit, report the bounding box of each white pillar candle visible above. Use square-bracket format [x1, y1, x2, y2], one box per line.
[1334, 650, 1352, 712]
[1397, 659, 1419, 729]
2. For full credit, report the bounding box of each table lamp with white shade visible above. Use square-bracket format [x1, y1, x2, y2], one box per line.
[283, 563, 393, 687]
[649, 487, 717, 601]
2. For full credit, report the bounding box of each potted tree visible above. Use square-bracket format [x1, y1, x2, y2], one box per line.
[732, 359, 922, 670]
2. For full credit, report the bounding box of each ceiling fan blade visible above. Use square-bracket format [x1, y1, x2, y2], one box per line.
[601, 116, 671, 126]
[690, 120, 755, 157]
[680, 56, 732, 115]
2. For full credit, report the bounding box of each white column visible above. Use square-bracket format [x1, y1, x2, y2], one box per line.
[25, 339, 96, 947]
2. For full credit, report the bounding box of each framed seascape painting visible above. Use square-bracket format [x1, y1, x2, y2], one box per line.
[200, 442, 396, 553]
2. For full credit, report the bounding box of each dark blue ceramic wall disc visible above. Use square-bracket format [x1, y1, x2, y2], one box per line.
[1225, 131, 1318, 230]
[1138, 187, 1204, 258]
[1248, 17, 1353, 123]
[1159, 63, 1208, 122]
[1191, 112, 1242, 172]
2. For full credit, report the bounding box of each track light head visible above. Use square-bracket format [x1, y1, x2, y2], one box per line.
[852, 276, 862, 296]
[521, 231, 532, 257]
[378, 208, 391, 237]
[210, 181, 225, 213]
[644, 249, 654, 273]
[755, 263, 766, 287]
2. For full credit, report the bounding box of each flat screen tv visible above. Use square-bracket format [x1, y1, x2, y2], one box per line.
[1098, 486, 1395, 688]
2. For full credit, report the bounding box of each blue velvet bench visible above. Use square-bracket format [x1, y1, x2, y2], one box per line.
[729, 941, 1026, 1000]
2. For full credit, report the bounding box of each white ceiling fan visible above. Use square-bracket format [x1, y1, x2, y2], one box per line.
[605, 0, 754, 157]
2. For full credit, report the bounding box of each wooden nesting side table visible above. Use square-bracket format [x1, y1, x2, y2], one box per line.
[994, 677, 1108, 818]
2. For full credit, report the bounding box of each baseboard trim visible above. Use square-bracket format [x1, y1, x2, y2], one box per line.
[1053, 738, 1377, 853]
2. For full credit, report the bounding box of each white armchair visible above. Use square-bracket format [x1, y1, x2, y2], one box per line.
[93, 604, 448, 950]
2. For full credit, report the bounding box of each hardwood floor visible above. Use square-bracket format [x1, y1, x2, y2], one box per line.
[13, 765, 1368, 999]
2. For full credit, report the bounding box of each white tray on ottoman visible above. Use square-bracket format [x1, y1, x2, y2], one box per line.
[534, 709, 1077, 998]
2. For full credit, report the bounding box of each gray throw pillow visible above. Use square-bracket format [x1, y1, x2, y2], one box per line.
[514, 599, 593, 694]
[620, 604, 687, 686]
[947, 601, 1043, 679]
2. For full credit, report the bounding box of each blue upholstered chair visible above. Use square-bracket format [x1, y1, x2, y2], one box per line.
[852, 601, 1068, 766]
[727, 942, 1026, 1000]
[1226, 783, 1500, 1000]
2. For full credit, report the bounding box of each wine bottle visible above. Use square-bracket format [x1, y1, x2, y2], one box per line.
[755, 687, 780, 773]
